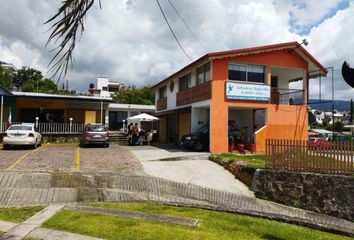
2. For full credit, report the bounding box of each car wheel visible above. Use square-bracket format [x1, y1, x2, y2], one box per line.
[105, 143, 109, 148]
[3, 144, 9, 150]
[193, 142, 203, 152]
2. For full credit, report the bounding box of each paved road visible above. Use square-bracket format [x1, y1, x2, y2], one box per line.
[127, 146, 255, 198]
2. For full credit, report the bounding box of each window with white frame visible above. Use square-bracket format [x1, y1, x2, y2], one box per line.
[228, 63, 265, 83]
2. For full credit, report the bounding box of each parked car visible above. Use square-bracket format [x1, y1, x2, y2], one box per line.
[80, 124, 109, 147]
[180, 122, 240, 151]
[309, 138, 333, 149]
[180, 124, 209, 151]
[2, 124, 42, 149]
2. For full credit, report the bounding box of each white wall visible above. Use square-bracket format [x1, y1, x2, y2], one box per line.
[167, 78, 178, 109]
[97, 77, 109, 89]
[191, 107, 209, 132]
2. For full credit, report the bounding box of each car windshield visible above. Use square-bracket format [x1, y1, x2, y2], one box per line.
[86, 126, 106, 132]
[8, 125, 32, 131]
[194, 125, 209, 134]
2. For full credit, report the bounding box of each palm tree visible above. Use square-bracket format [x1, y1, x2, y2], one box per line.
[46, 0, 101, 79]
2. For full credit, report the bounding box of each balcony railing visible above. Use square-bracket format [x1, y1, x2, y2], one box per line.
[271, 88, 305, 105]
[176, 81, 211, 106]
[157, 97, 167, 111]
[1, 122, 84, 134]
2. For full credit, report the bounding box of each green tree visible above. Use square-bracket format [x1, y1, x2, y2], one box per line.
[0, 66, 13, 90]
[22, 79, 58, 93]
[112, 86, 155, 105]
[327, 121, 344, 132]
[13, 67, 43, 87]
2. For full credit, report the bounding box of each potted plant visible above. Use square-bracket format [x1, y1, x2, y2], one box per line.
[234, 131, 245, 154]
[228, 136, 234, 153]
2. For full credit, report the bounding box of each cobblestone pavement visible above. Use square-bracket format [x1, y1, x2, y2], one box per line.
[0, 144, 142, 173]
[14, 146, 76, 172]
[0, 148, 32, 170]
[80, 144, 142, 173]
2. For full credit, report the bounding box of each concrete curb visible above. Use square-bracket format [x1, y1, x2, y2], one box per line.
[1, 204, 65, 240]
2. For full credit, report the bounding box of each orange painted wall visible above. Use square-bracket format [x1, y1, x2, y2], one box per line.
[210, 49, 309, 153]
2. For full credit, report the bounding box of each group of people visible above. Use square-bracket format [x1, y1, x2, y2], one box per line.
[127, 123, 153, 145]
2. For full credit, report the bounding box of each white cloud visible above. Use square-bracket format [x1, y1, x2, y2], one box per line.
[0, 0, 352, 100]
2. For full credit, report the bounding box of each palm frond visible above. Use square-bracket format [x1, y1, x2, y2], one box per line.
[45, 0, 101, 80]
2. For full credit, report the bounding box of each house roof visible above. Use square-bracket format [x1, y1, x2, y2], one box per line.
[12, 91, 112, 102]
[152, 41, 328, 89]
[0, 84, 13, 96]
[108, 103, 155, 111]
[311, 129, 333, 134]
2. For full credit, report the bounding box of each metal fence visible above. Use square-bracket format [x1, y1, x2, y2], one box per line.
[1, 122, 84, 134]
[271, 88, 305, 105]
[265, 139, 354, 175]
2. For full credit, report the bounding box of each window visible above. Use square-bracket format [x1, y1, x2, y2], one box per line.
[102, 87, 108, 91]
[197, 62, 211, 85]
[159, 86, 166, 99]
[228, 63, 265, 83]
[179, 73, 191, 92]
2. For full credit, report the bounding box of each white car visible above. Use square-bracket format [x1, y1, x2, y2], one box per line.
[3, 124, 42, 149]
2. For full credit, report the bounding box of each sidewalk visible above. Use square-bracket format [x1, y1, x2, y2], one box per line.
[128, 145, 255, 197]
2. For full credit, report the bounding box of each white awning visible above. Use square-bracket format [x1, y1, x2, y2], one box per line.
[127, 113, 159, 121]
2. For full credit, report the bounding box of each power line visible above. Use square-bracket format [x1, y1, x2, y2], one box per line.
[156, 0, 193, 61]
[166, 0, 206, 52]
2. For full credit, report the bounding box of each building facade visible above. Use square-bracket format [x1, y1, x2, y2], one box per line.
[152, 42, 327, 153]
[88, 77, 125, 98]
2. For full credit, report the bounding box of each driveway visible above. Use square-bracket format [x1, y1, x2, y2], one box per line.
[0, 144, 142, 173]
[126, 145, 255, 198]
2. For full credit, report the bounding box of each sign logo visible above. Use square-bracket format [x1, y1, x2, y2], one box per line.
[226, 81, 270, 101]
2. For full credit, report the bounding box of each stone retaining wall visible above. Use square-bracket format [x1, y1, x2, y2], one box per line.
[252, 169, 354, 222]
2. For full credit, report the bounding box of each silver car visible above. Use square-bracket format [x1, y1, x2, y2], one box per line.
[3, 124, 42, 149]
[80, 124, 109, 147]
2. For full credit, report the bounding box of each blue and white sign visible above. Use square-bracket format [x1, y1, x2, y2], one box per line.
[226, 81, 270, 101]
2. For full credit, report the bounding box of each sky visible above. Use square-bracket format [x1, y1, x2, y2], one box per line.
[0, 0, 353, 100]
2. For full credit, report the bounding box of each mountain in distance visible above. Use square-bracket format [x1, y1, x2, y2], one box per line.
[309, 100, 351, 112]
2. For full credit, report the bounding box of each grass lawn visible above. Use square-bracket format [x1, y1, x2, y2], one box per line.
[0, 207, 43, 223]
[42, 203, 351, 240]
[210, 153, 266, 169]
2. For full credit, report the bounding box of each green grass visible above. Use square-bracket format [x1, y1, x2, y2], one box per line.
[42, 203, 352, 240]
[0, 207, 43, 223]
[210, 153, 266, 169]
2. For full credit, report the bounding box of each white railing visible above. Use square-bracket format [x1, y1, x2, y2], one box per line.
[1, 122, 84, 134]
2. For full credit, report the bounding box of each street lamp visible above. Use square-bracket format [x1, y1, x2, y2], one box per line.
[69, 117, 73, 133]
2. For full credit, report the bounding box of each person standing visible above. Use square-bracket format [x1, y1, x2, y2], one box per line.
[132, 123, 139, 145]
[127, 123, 133, 145]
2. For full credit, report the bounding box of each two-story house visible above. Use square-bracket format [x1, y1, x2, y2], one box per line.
[152, 42, 327, 153]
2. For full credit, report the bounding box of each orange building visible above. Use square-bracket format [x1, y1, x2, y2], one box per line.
[152, 42, 327, 153]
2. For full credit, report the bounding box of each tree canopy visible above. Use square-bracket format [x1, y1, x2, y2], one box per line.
[0, 65, 76, 95]
[112, 86, 154, 105]
[0, 66, 13, 89]
[13, 67, 43, 86]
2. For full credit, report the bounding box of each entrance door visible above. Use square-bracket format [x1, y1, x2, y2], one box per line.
[167, 114, 177, 143]
[109, 111, 128, 130]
